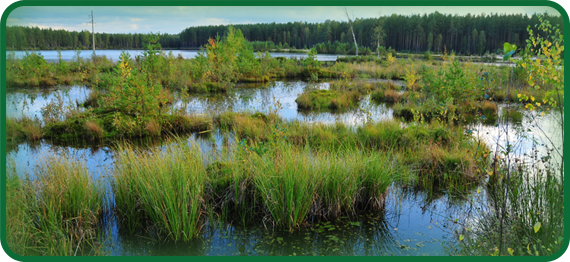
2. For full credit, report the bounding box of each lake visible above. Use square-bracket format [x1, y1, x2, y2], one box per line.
[6, 50, 348, 62]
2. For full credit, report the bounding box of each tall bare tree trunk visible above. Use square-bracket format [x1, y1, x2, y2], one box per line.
[344, 8, 358, 56]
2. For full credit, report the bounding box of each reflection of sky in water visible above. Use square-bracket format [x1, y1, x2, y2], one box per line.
[6, 86, 90, 122]
[181, 81, 395, 126]
[468, 104, 563, 170]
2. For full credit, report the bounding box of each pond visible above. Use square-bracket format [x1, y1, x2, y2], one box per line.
[5, 80, 562, 256]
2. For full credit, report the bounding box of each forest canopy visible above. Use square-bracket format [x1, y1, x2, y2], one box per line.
[6, 11, 563, 55]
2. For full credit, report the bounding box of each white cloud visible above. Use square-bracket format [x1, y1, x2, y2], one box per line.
[131, 24, 138, 30]
[198, 17, 231, 26]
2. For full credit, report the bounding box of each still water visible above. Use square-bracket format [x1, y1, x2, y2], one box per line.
[6, 50, 347, 62]
[5, 81, 561, 255]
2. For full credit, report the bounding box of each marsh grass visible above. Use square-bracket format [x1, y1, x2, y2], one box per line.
[144, 119, 161, 137]
[371, 89, 403, 103]
[246, 144, 402, 227]
[6, 165, 33, 256]
[113, 141, 206, 242]
[414, 142, 482, 192]
[251, 146, 319, 229]
[296, 89, 361, 111]
[480, 100, 498, 116]
[6, 155, 105, 256]
[86, 121, 104, 140]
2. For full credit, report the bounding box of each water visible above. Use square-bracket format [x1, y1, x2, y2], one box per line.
[5, 81, 562, 256]
[6, 50, 348, 62]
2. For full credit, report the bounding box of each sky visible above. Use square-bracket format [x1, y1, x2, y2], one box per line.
[4, 6, 562, 35]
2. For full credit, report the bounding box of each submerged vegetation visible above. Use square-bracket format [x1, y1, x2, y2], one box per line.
[5, 17, 564, 256]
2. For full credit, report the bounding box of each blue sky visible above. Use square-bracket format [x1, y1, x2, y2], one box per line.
[5, 6, 561, 34]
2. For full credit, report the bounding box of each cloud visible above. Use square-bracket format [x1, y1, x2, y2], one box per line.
[198, 17, 231, 26]
[131, 24, 138, 30]
[7, 18, 19, 23]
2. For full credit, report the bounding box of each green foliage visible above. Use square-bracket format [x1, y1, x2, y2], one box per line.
[304, 48, 321, 80]
[517, 15, 564, 113]
[424, 51, 433, 61]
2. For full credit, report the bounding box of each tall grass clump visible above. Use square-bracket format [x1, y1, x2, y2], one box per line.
[246, 142, 399, 228]
[360, 152, 404, 209]
[414, 143, 481, 192]
[113, 141, 207, 242]
[314, 150, 364, 219]
[32, 155, 104, 255]
[251, 145, 318, 230]
[6, 165, 33, 256]
[5, 155, 105, 256]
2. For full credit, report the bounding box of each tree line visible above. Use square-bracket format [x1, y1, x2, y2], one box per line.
[5, 26, 180, 50]
[6, 11, 563, 55]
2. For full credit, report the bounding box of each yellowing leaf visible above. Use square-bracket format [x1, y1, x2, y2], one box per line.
[536, 103, 541, 107]
[531, 96, 535, 102]
[508, 248, 514, 256]
[459, 235, 464, 241]
[534, 222, 541, 233]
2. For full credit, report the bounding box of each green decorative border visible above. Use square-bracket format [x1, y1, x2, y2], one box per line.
[0, 0, 567, 261]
